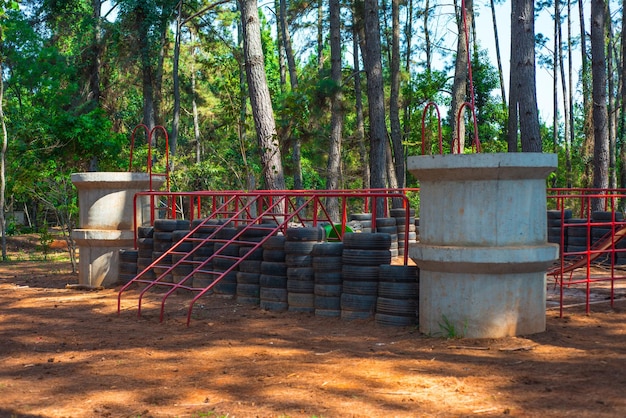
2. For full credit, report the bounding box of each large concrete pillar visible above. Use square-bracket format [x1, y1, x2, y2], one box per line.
[71, 172, 163, 287]
[408, 153, 559, 338]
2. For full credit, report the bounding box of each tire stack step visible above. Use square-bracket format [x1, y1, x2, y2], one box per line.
[212, 226, 238, 297]
[340, 232, 391, 320]
[171, 221, 193, 295]
[313, 242, 344, 318]
[260, 235, 288, 311]
[375, 265, 419, 327]
[136, 226, 155, 283]
[285, 227, 325, 313]
[152, 219, 178, 285]
[118, 248, 138, 285]
[191, 219, 221, 290]
[591, 211, 626, 264]
[547, 209, 571, 254]
[390, 208, 417, 257]
[236, 223, 276, 305]
[375, 217, 399, 258]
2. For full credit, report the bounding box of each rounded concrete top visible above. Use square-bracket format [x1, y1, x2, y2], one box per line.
[71, 172, 165, 189]
[407, 153, 557, 181]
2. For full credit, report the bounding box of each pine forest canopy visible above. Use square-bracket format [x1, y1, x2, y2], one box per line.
[0, 0, 623, 231]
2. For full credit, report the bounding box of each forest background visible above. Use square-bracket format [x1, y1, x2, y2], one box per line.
[0, 0, 622, 263]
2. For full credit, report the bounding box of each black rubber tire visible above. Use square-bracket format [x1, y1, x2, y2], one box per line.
[192, 276, 215, 289]
[311, 242, 344, 256]
[137, 226, 154, 238]
[154, 219, 178, 232]
[173, 241, 193, 253]
[259, 274, 288, 288]
[341, 310, 372, 320]
[378, 281, 418, 299]
[375, 313, 416, 327]
[119, 249, 139, 262]
[312, 257, 343, 271]
[287, 292, 315, 306]
[376, 226, 397, 236]
[214, 242, 240, 257]
[390, 207, 416, 218]
[119, 261, 137, 274]
[214, 281, 237, 295]
[342, 249, 391, 266]
[566, 226, 590, 238]
[260, 300, 288, 311]
[349, 213, 372, 221]
[567, 237, 589, 247]
[342, 280, 379, 296]
[153, 231, 173, 242]
[314, 284, 342, 297]
[287, 278, 314, 293]
[237, 283, 260, 297]
[137, 237, 154, 249]
[375, 217, 397, 227]
[213, 257, 238, 270]
[314, 295, 341, 310]
[238, 223, 278, 238]
[592, 211, 624, 222]
[263, 249, 287, 262]
[260, 287, 288, 302]
[236, 271, 260, 284]
[342, 264, 380, 281]
[343, 232, 391, 250]
[239, 246, 264, 260]
[285, 226, 325, 242]
[239, 260, 262, 273]
[315, 309, 341, 318]
[263, 236, 286, 250]
[261, 261, 288, 276]
[547, 209, 573, 220]
[284, 241, 318, 255]
[314, 271, 343, 284]
[376, 297, 417, 316]
[172, 230, 191, 242]
[340, 293, 377, 311]
[379, 264, 419, 282]
[287, 267, 315, 280]
[285, 254, 313, 267]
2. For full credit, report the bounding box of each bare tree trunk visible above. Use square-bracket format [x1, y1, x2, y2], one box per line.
[402, 0, 414, 151]
[276, 0, 287, 89]
[489, 0, 506, 107]
[606, 3, 617, 189]
[171, 0, 182, 159]
[566, 0, 574, 187]
[352, 7, 370, 189]
[363, 0, 387, 205]
[326, 0, 343, 221]
[389, 0, 403, 192]
[508, 0, 541, 152]
[237, 15, 253, 190]
[580, 0, 593, 186]
[240, 0, 286, 190]
[552, 0, 559, 157]
[191, 31, 201, 164]
[1, 56, 7, 261]
[591, 0, 609, 211]
[318, 0, 324, 72]
[136, 1, 156, 134]
[450, 0, 473, 154]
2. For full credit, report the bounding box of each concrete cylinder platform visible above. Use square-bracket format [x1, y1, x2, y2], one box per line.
[408, 153, 559, 338]
[71, 172, 163, 287]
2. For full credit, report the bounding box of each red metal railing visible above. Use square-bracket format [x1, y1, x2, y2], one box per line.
[120, 189, 415, 325]
[547, 189, 626, 316]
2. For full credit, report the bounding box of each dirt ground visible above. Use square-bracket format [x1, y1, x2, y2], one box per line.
[1, 236, 626, 418]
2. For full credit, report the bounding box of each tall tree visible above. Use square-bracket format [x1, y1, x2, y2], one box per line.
[325, 0, 342, 221]
[590, 0, 608, 208]
[363, 0, 387, 208]
[389, 0, 403, 189]
[239, 0, 285, 190]
[450, 0, 473, 154]
[507, 0, 541, 152]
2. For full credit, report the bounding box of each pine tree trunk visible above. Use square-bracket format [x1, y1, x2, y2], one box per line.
[352, 7, 370, 189]
[508, 0, 541, 152]
[240, 0, 286, 190]
[389, 0, 404, 191]
[450, 0, 472, 154]
[326, 0, 343, 222]
[591, 0, 609, 211]
[363, 0, 387, 202]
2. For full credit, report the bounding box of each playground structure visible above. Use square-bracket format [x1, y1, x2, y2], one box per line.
[547, 189, 626, 316]
[116, 189, 416, 325]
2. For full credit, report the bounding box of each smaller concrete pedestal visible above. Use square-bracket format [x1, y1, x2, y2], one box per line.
[408, 153, 559, 338]
[71, 172, 162, 287]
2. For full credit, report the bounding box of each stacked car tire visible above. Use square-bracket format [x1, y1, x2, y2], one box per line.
[312, 242, 344, 317]
[260, 235, 288, 311]
[285, 227, 325, 313]
[375, 264, 419, 327]
[235, 224, 275, 305]
[340, 232, 392, 320]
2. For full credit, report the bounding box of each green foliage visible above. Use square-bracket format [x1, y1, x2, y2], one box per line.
[36, 222, 54, 260]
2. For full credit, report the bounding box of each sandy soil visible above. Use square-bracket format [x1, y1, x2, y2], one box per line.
[1, 237, 626, 418]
